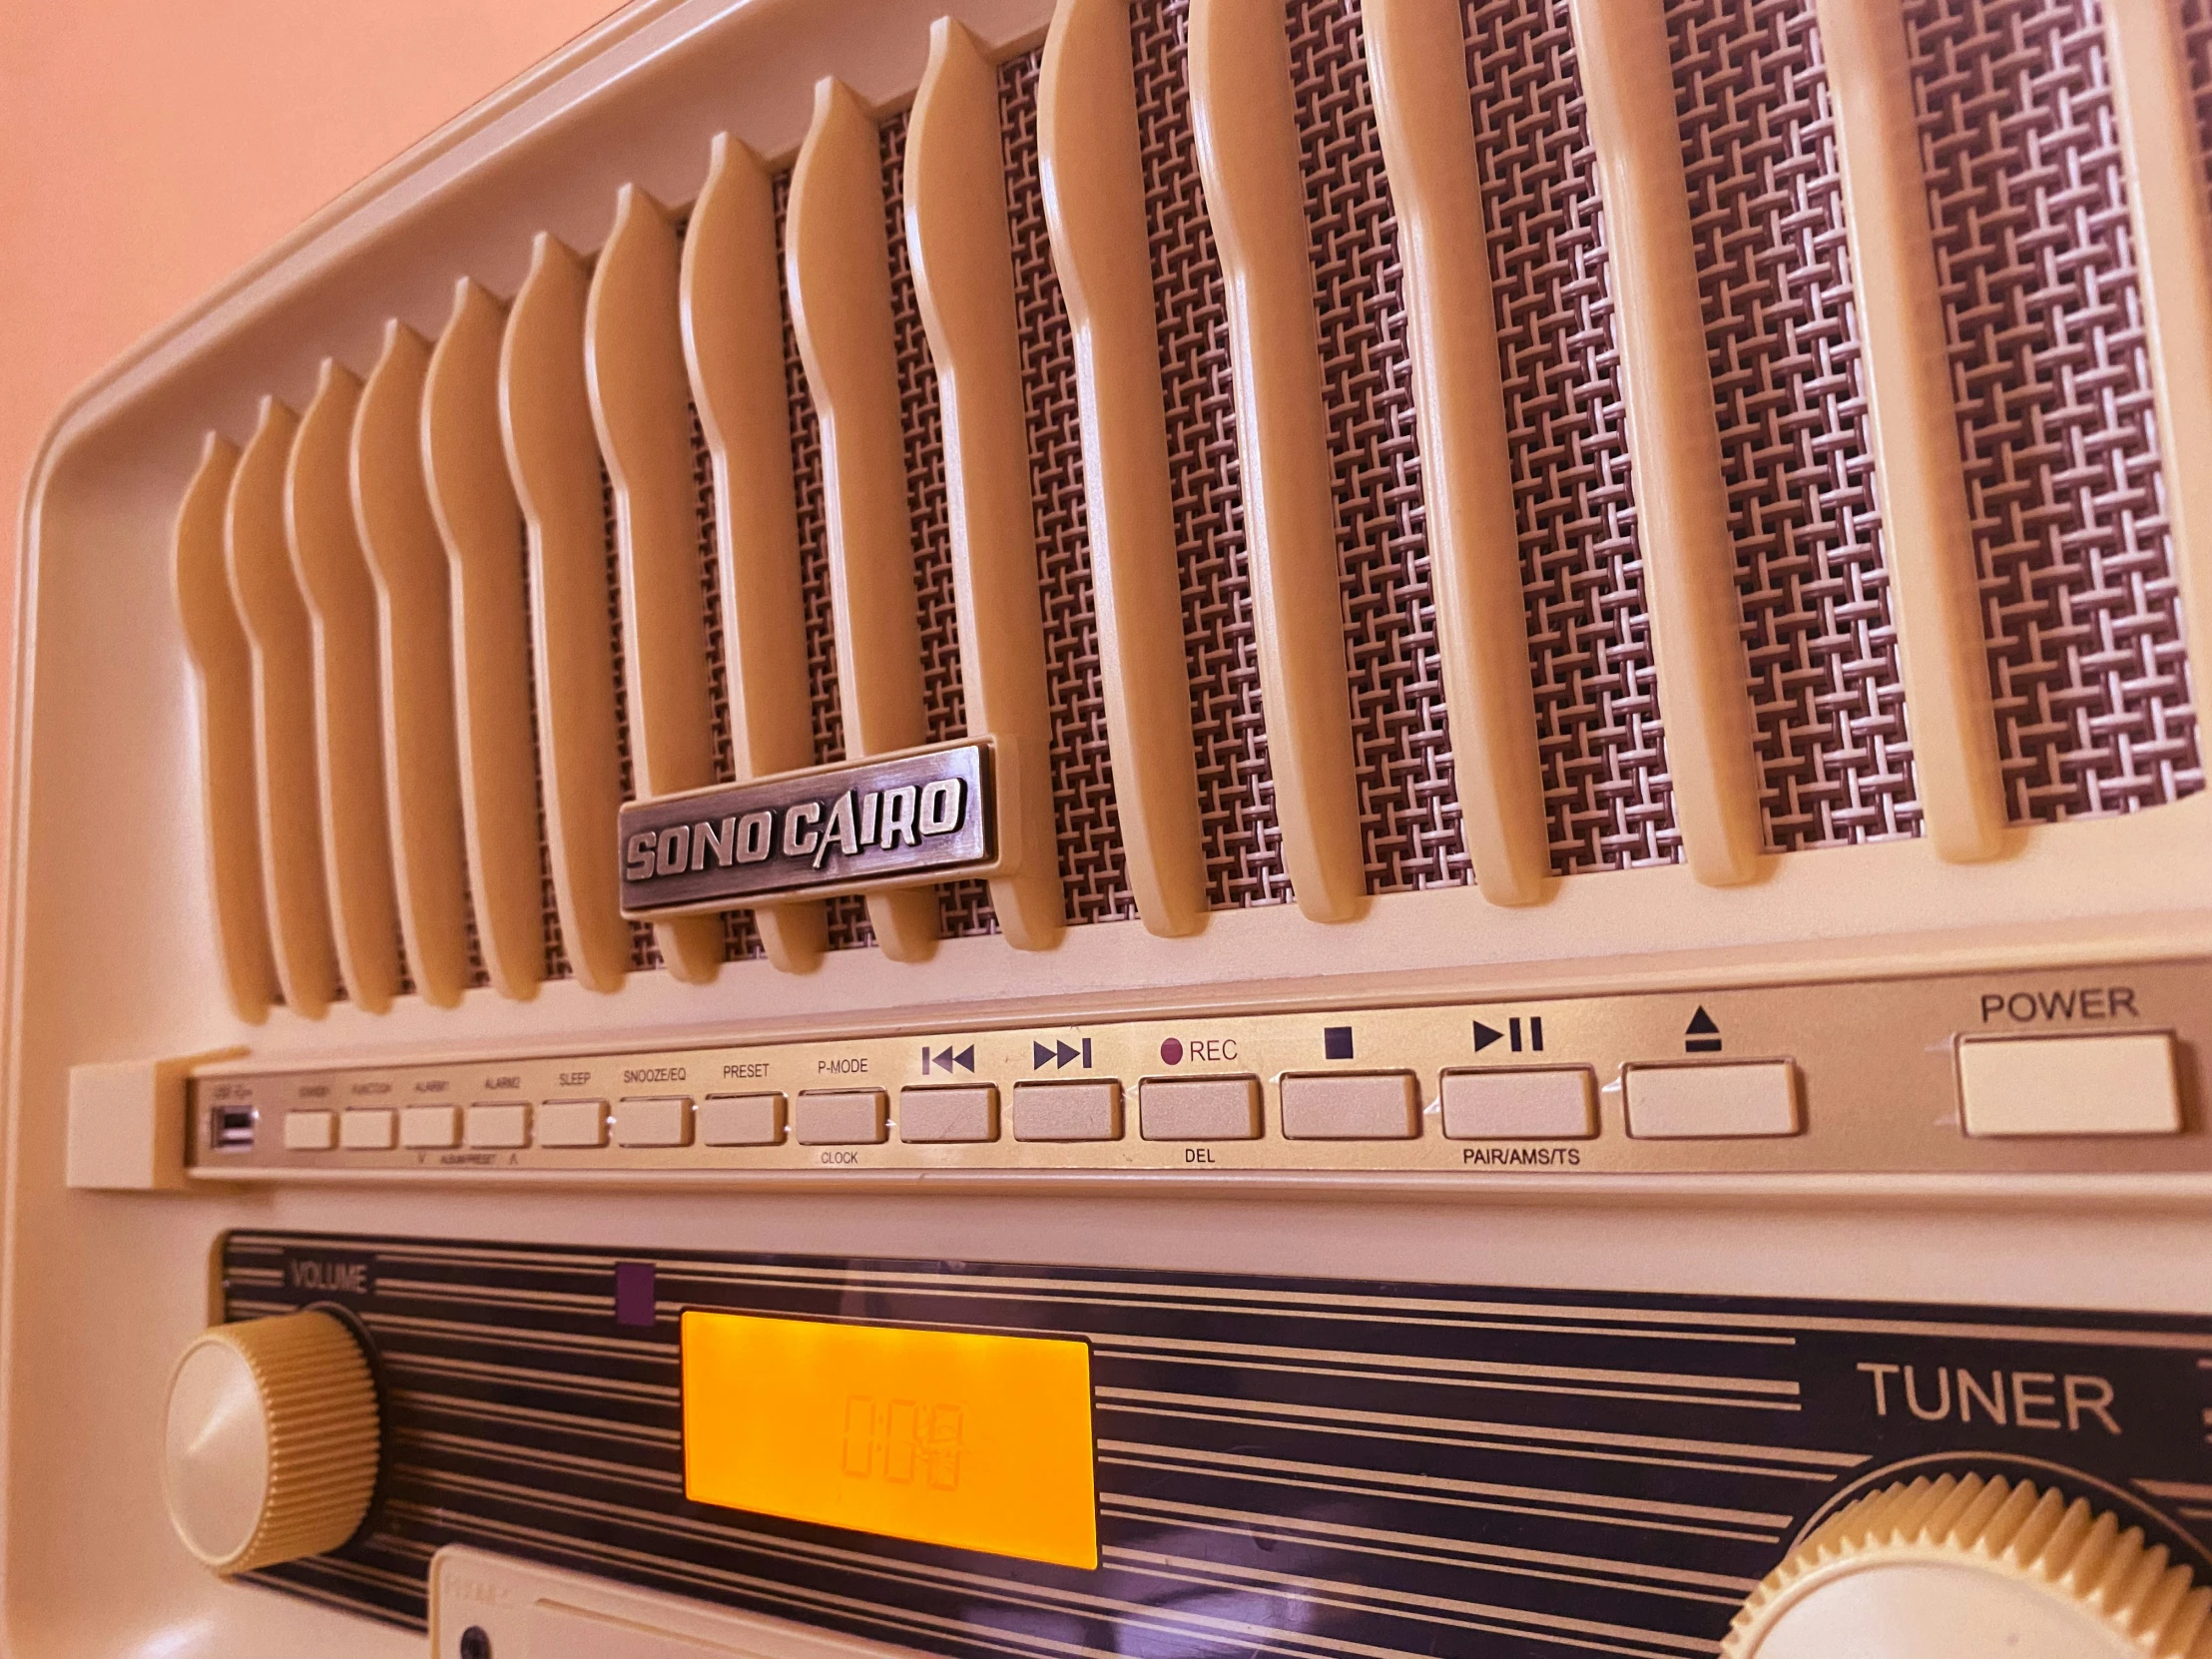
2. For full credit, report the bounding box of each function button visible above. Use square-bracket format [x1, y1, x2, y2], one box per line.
[464, 1102, 531, 1149]
[699, 1093, 785, 1147]
[536, 1099, 610, 1149]
[338, 1109, 396, 1151]
[899, 1085, 1000, 1144]
[614, 1096, 693, 1149]
[794, 1090, 888, 1146]
[1139, 1076, 1262, 1142]
[1012, 1080, 1122, 1142]
[281, 1111, 335, 1152]
[1279, 1072, 1419, 1140]
[1440, 1068, 1597, 1140]
[399, 1105, 460, 1150]
[1957, 1032, 2179, 1137]
[1624, 1062, 1798, 1139]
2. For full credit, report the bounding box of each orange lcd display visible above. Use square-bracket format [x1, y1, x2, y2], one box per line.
[679, 1311, 1098, 1570]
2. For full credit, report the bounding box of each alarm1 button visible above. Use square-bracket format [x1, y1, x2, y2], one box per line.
[1956, 1032, 2179, 1137]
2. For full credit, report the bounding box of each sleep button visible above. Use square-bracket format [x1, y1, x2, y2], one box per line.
[1139, 1076, 1262, 1141]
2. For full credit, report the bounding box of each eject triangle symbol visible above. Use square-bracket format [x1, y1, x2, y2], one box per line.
[1686, 1007, 1718, 1035]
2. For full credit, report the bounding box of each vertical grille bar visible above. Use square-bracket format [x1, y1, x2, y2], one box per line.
[1464, 0, 1684, 873]
[1565, 0, 1767, 886]
[1290, 0, 1471, 898]
[883, 104, 998, 941]
[1133, 0, 1289, 910]
[1669, 0, 1923, 850]
[775, 169, 877, 954]
[1004, 44, 1141, 927]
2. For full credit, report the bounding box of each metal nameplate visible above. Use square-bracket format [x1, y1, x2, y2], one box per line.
[618, 740, 995, 917]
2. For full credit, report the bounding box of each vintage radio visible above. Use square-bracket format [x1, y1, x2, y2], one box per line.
[8, 0, 2211, 1654]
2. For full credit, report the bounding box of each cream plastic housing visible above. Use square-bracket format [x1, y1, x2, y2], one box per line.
[6, 0, 2212, 1656]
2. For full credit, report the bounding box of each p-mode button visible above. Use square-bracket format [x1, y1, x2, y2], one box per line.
[1958, 1032, 2179, 1136]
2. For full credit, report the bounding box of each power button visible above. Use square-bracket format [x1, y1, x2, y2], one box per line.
[1956, 1032, 2181, 1137]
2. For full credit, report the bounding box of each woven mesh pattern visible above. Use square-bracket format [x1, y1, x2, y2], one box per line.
[1134, 0, 1289, 909]
[881, 108, 998, 939]
[1002, 48, 1135, 926]
[1466, 0, 1683, 871]
[1908, 0, 2202, 818]
[603, 470, 662, 970]
[773, 169, 874, 952]
[521, 524, 571, 979]
[1670, 0, 1922, 847]
[1291, 0, 1469, 894]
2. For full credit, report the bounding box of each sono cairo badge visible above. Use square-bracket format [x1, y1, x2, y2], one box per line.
[618, 740, 996, 919]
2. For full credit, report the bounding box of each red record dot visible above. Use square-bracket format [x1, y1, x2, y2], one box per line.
[1159, 1037, 1184, 1066]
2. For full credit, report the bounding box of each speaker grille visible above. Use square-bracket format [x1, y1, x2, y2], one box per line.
[1672, 0, 1923, 850]
[1909, 0, 2203, 822]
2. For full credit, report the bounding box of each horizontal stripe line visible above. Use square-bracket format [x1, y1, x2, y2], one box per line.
[1104, 1546, 1717, 1655]
[1101, 1441, 1790, 1527]
[1100, 1493, 1756, 1600]
[1099, 1386, 1858, 1469]
[1103, 1353, 1800, 1413]
[1102, 1399, 1834, 1484]
[2138, 1479, 2212, 1502]
[1092, 1333, 1796, 1395]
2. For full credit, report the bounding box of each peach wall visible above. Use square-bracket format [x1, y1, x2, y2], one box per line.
[0, 0, 616, 802]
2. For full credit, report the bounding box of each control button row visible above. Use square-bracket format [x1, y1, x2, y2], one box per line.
[277, 1062, 1812, 1154]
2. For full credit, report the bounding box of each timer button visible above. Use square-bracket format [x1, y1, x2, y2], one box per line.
[1725, 1473, 2212, 1658]
[163, 1311, 380, 1574]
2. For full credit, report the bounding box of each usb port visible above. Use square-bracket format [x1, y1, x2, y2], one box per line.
[210, 1105, 256, 1152]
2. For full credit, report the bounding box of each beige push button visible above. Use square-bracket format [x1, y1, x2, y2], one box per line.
[399, 1105, 460, 1149]
[615, 1096, 692, 1148]
[1958, 1033, 2180, 1137]
[1279, 1073, 1419, 1139]
[1011, 1081, 1121, 1141]
[1625, 1063, 1798, 1138]
[338, 1109, 396, 1151]
[536, 1099, 609, 1148]
[794, 1090, 888, 1146]
[1441, 1068, 1596, 1139]
[699, 1094, 785, 1147]
[1139, 1076, 1262, 1141]
[464, 1102, 530, 1149]
[281, 1111, 335, 1152]
[899, 1086, 999, 1143]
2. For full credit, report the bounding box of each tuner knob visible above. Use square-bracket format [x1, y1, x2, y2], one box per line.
[161, 1311, 380, 1574]
[1725, 1474, 2212, 1658]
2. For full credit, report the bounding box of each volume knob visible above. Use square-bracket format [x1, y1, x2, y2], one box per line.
[1725, 1473, 2212, 1659]
[161, 1311, 380, 1573]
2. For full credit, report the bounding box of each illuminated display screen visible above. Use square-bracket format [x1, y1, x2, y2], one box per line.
[680, 1311, 1098, 1569]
